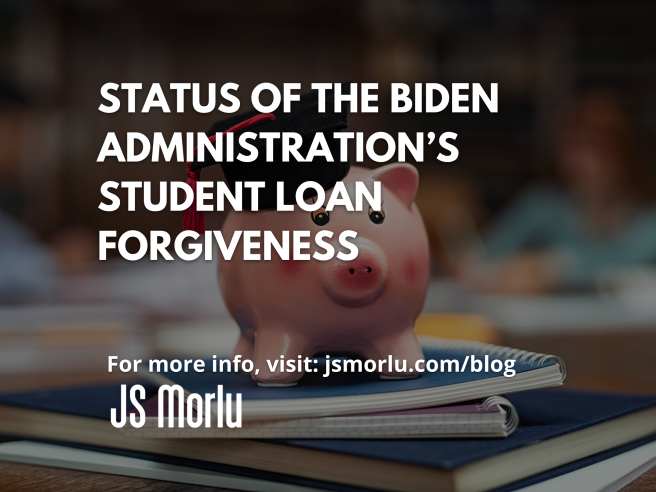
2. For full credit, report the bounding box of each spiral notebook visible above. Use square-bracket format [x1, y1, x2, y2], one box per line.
[123, 395, 519, 439]
[138, 337, 566, 419]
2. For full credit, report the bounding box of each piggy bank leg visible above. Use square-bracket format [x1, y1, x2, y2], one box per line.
[368, 328, 424, 380]
[231, 329, 255, 361]
[252, 329, 308, 387]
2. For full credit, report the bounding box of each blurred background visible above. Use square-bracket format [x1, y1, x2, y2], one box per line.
[1, 0, 655, 394]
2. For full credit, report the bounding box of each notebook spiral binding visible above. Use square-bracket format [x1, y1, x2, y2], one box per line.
[482, 396, 519, 435]
[418, 336, 567, 383]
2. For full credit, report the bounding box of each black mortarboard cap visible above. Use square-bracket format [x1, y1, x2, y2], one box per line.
[184, 85, 350, 232]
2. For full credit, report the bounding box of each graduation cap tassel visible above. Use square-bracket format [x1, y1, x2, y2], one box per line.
[184, 112, 276, 234]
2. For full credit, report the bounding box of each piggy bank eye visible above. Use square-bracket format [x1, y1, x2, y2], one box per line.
[368, 207, 385, 225]
[311, 208, 330, 226]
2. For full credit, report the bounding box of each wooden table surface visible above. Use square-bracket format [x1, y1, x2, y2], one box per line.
[0, 329, 654, 492]
[0, 460, 233, 492]
[621, 465, 656, 492]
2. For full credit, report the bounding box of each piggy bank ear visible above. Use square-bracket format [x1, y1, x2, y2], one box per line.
[369, 163, 419, 209]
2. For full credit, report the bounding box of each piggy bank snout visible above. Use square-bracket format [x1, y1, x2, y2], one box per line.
[320, 239, 388, 307]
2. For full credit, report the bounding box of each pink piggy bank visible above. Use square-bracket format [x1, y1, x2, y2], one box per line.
[220, 163, 430, 386]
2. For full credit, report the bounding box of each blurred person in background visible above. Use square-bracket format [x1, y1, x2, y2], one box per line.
[459, 90, 656, 294]
[0, 79, 58, 304]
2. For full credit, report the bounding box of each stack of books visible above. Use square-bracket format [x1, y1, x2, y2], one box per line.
[0, 303, 149, 374]
[1, 337, 656, 492]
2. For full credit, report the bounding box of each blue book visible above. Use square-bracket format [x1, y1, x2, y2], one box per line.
[0, 385, 655, 492]
[139, 338, 566, 419]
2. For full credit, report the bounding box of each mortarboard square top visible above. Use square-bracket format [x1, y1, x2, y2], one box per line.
[189, 86, 350, 211]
